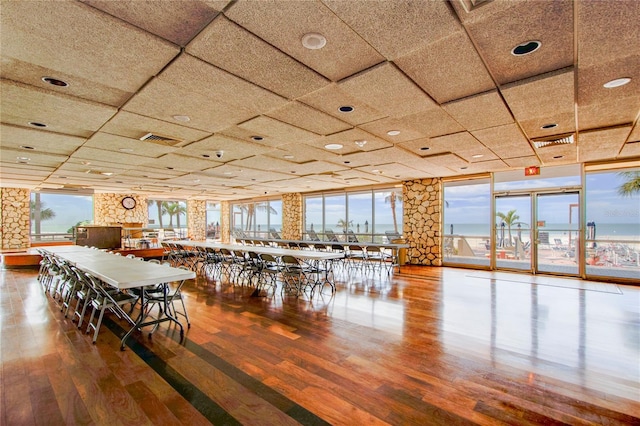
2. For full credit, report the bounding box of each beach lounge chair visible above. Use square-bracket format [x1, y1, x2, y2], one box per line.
[307, 229, 321, 241]
[269, 228, 281, 239]
[324, 229, 339, 242]
[346, 229, 359, 242]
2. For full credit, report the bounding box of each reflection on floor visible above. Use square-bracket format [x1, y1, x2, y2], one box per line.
[2, 265, 639, 425]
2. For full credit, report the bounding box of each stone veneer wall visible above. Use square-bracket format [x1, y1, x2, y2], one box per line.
[1, 188, 31, 250]
[94, 193, 147, 226]
[187, 200, 206, 241]
[403, 178, 443, 266]
[220, 201, 230, 243]
[281, 193, 302, 240]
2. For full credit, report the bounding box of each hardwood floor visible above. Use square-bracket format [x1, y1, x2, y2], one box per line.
[2, 264, 639, 425]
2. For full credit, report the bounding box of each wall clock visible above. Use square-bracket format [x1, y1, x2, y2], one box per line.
[121, 196, 136, 210]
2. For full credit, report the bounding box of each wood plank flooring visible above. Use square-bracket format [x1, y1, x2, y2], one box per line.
[2, 264, 639, 425]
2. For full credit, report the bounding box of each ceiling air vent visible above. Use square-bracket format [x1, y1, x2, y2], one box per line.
[531, 133, 574, 149]
[139, 132, 183, 147]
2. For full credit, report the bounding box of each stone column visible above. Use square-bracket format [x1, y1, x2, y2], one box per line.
[281, 193, 302, 240]
[0, 188, 31, 250]
[94, 193, 148, 226]
[220, 201, 230, 243]
[187, 199, 206, 241]
[403, 178, 443, 266]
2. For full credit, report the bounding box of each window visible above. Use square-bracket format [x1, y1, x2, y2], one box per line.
[30, 191, 93, 242]
[230, 199, 281, 238]
[585, 165, 640, 280]
[147, 199, 188, 238]
[206, 202, 221, 240]
[303, 187, 403, 243]
[443, 178, 491, 266]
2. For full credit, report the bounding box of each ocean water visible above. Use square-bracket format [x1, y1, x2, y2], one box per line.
[445, 223, 639, 241]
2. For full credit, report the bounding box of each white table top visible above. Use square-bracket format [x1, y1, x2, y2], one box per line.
[43, 246, 195, 289]
[172, 240, 344, 261]
[239, 237, 409, 249]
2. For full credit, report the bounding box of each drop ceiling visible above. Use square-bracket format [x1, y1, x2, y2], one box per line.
[1, 0, 638, 200]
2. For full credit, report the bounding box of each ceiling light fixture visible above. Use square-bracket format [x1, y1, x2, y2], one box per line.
[251, 135, 264, 141]
[387, 130, 401, 136]
[324, 143, 343, 150]
[354, 140, 367, 148]
[202, 154, 210, 158]
[301, 32, 327, 50]
[42, 76, 68, 87]
[472, 154, 484, 158]
[101, 172, 113, 176]
[511, 40, 541, 56]
[20, 145, 35, 150]
[16, 156, 30, 161]
[420, 147, 430, 151]
[119, 148, 133, 152]
[603, 77, 631, 88]
[172, 115, 190, 122]
[28, 121, 47, 128]
[338, 105, 354, 113]
[82, 161, 91, 165]
[553, 155, 564, 159]
[283, 155, 294, 159]
[541, 123, 558, 129]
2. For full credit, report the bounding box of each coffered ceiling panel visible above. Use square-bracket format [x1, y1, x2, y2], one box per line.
[99, 111, 210, 145]
[619, 142, 640, 159]
[307, 128, 392, 154]
[395, 30, 495, 104]
[82, 0, 228, 46]
[225, 0, 383, 82]
[1, 148, 68, 168]
[0, 124, 86, 155]
[462, 0, 573, 85]
[323, 0, 461, 59]
[501, 68, 575, 138]
[179, 135, 272, 161]
[187, 15, 329, 99]
[339, 62, 436, 118]
[297, 84, 386, 126]
[0, 1, 179, 93]
[578, 126, 632, 163]
[396, 108, 465, 139]
[1, 80, 117, 138]
[237, 116, 320, 147]
[140, 154, 221, 173]
[266, 102, 352, 136]
[471, 123, 535, 160]
[84, 133, 177, 158]
[443, 90, 513, 131]
[358, 117, 426, 143]
[264, 144, 339, 164]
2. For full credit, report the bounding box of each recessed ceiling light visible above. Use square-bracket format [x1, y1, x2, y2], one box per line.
[354, 140, 367, 148]
[193, 179, 200, 183]
[553, 155, 564, 159]
[338, 106, 354, 113]
[387, 130, 401, 136]
[42, 76, 68, 87]
[460, 166, 468, 170]
[371, 169, 380, 174]
[325, 143, 343, 150]
[511, 40, 541, 56]
[344, 161, 351, 164]
[28, 121, 47, 128]
[82, 161, 91, 165]
[166, 167, 174, 170]
[202, 154, 210, 158]
[119, 148, 133, 152]
[20, 145, 35, 150]
[301, 32, 327, 50]
[101, 172, 113, 176]
[251, 136, 264, 141]
[541, 123, 558, 129]
[283, 154, 294, 159]
[603, 77, 631, 88]
[420, 147, 430, 151]
[223, 171, 233, 175]
[16, 156, 30, 161]
[291, 171, 296, 174]
[172, 115, 190, 122]
[472, 154, 484, 158]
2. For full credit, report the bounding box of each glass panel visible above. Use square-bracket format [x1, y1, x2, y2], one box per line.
[535, 193, 579, 275]
[443, 179, 491, 267]
[254, 202, 268, 238]
[269, 200, 282, 238]
[147, 199, 187, 238]
[495, 195, 531, 271]
[206, 202, 221, 240]
[585, 167, 640, 280]
[324, 194, 346, 242]
[348, 191, 371, 242]
[304, 196, 323, 240]
[231, 203, 246, 238]
[374, 189, 403, 243]
[30, 192, 93, 242]
[494, 164, 580, 191]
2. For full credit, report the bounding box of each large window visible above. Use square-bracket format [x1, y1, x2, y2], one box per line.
[443, 179, 491, 266]
[585, 165, 640, 280]
[206, 201, 221, 240]
[30, 191, 94, 242]
[303, 187, 403, 243]
[230, 199, 281, 239]
[147, 199, 188, 238]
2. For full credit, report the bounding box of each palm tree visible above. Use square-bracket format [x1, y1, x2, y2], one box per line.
[163, 202, 182, 227]
[241, 202, 277, 232]
[337, 218, 353, 233]
[155, 200, 165, 228]
[496, 209, 520, 247]
[31, 193, 56, 235]
[617, 171, 640, 197]
[384, 191, 401, 233]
